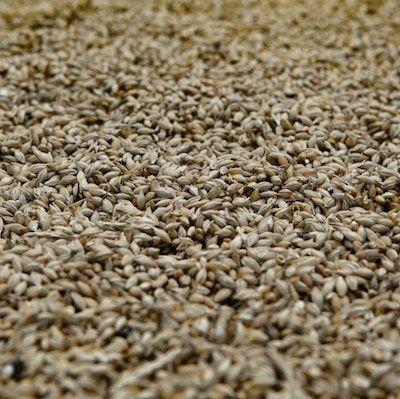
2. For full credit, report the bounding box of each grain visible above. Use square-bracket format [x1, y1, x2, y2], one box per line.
[0, 0, 400, 398]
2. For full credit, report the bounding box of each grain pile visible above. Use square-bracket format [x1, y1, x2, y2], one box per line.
[1, 0, 400, 398]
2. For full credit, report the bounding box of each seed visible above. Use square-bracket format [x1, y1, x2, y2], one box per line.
[32, 148, 53, 163]
[214, 288, 232, 303]
[336, 276, 347, 297]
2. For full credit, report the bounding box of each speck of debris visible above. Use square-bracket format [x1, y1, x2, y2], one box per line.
[2, 359, 25, 380]
[115, 325, 134, 338]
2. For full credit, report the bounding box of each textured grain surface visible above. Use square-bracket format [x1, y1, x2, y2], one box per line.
[1, 0, 400, 398]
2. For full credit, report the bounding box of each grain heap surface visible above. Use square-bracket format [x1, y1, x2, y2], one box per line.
[1, 0, 400, 398]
